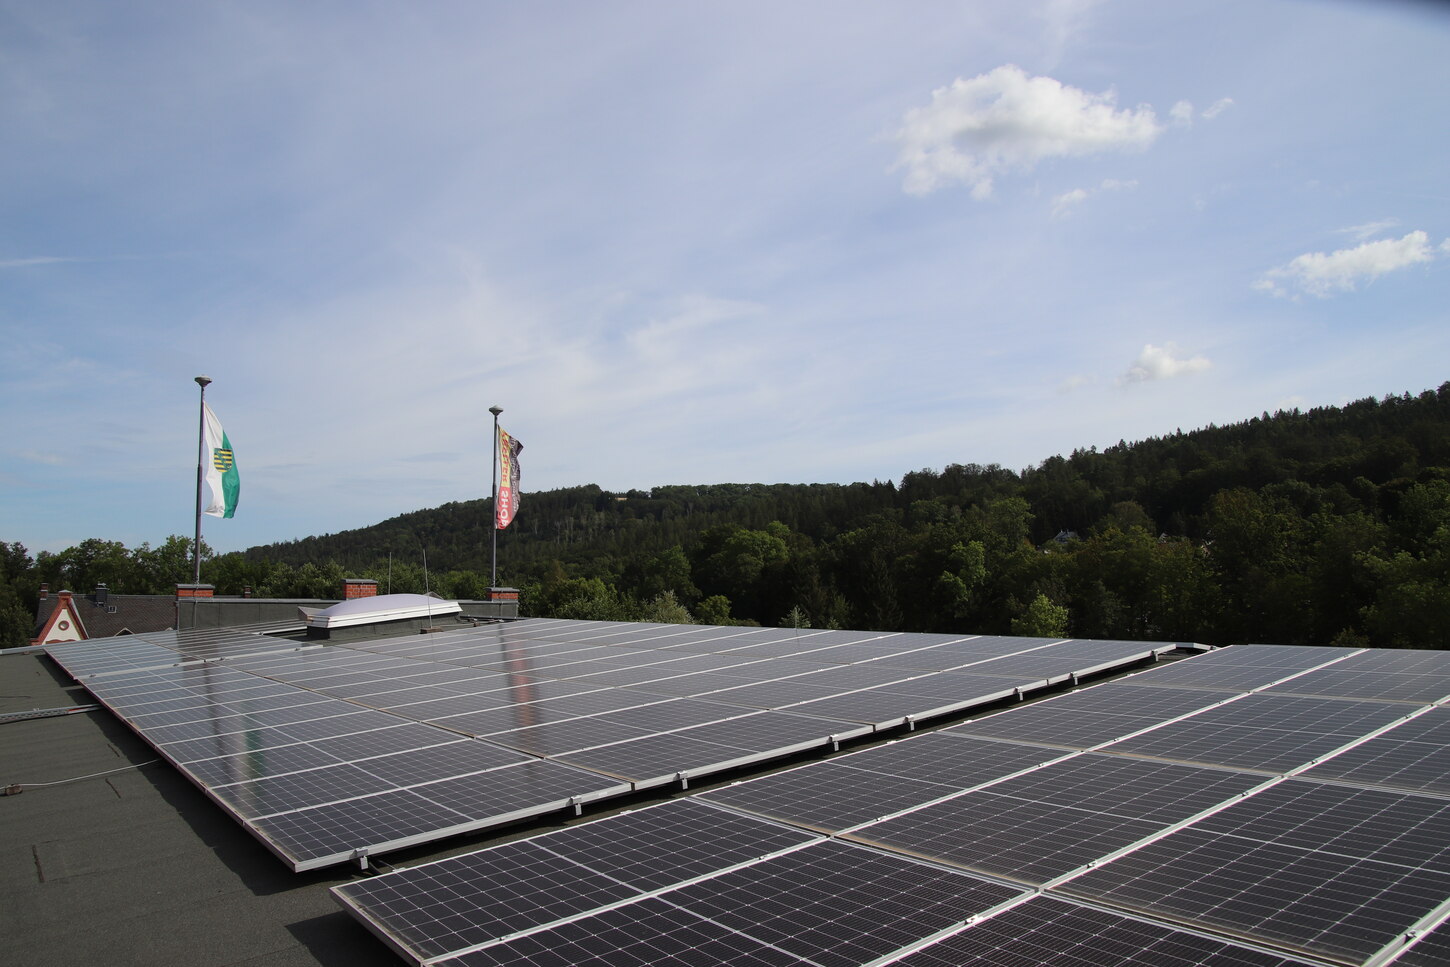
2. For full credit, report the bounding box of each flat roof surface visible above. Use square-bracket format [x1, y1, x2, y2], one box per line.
[1, 651, 396, 967]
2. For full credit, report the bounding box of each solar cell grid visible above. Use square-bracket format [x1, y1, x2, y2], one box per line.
[893, 896, 1316, 967]
[436, 896, 809, 967]
[486, 717, 655, 756]
[405, 759, 628, 817]
[1107, 694, 1412, 772]
[841, 732, 1068, 783]
[705, 659, 836, 681]
[162, 726, 310, 763]
[1331, 649, 1450, 675]
[784, 685, 979, 726]
[661, 839, 1024, 967]
[700, 760, 960, 831]
[253, 789, 472, 865]
[702, 679, 844, 709]
[555, 732, 750, 782]
[185, 744, 344, 787]
[1192, 779, 1450, 873]
[1398, 922, 1450, 967]
[339, 839, 646, 961]
[1121, 658, 1331, 693]
[586, 697, 749, 733]
[669, 710, 853, 753]
[310, 723, 481, 759]
[948, 706, 1164, 748]
[883, 671, 1039, 701]
[848, 756, 1262, 883]
[1061, 826, 1450, 964]
[213, 762, 399, 818]
[1025, 681, 1238, 720]
[352, 740, 532, 785]
[1298, 706, 1450, 786]
[1264, 667, 1450, 703]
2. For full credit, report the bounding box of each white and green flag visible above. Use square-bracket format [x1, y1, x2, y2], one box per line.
[202, 402, 239, 518]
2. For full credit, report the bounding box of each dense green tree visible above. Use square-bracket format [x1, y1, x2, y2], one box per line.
[1012, 592, 1069, 638]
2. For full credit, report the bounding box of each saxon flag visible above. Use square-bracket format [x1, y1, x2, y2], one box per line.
[201, 402, 239, 518]
[496, 427, 522, 529]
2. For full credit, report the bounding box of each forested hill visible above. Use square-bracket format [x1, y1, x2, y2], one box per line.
[221, 384, 1450, 649]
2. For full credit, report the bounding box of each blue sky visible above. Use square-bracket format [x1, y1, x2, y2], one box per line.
[3, 0, 1448, 556]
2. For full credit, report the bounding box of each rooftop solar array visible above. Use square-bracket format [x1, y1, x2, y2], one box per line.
[337, 642, 1450, 967]
[45, 617, 1182, 871]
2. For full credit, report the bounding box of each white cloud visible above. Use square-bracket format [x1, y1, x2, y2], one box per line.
[1050, 178, 1137, 217]
[1118, 343, 1211, 385]
[1255, 230, 1442, 298]
[0, 256, 79, 269]
[1170, 100, 1194, 127]
[1052, 187, 1090, 217]
[1058, 374, 1094, 393]
[892, 64, 1163, 198]
[1338, 218, 1399, 242]
[1201, 97, 1233, 119]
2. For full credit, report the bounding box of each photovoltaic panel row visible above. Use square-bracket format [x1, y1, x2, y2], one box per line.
[891, 896, 1315, 967]
[335, 796, 1025, 967]
[54, 619, 1193, 872]
[710, 646, 1450, 962]
[45, 620, 311, 678]
[335, 799, 1315, 967]
[70, 650, 631, 870]
[344, 644, 1450, 967]
[1061, 779, 1450, 965]
[1300, 705, 1450, 796]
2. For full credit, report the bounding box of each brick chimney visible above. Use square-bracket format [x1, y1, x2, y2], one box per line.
[176, 584, 215, 598]
[342, 578, 378, 600]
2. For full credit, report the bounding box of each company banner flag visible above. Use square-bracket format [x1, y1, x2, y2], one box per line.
[496, 427, 522, 529]
[202, 402, 239, 518]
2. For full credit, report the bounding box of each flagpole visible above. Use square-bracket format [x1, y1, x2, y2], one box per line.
[193, 375, 212, 584]
[489, 404, 502, 588]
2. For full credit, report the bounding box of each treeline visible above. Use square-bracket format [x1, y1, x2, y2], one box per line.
[5, 385, 1448, 649]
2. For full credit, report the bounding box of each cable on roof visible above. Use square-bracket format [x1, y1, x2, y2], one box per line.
[3, 759, 162, 795]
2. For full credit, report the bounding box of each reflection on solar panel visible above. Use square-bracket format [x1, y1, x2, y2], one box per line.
[47, 618, 1180, 870]
[341, 642, 1450, 967]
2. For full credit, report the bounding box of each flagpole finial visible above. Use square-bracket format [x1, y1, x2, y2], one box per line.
[489, 405, 502, 417]
[195, 375, 212, 388]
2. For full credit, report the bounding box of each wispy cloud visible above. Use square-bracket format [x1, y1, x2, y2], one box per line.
[1051, 177, 1137, 217]
[1255, 230, 1444, 298]
[1338, 219, 1399, 242]
[891, 65, 1163, 198]
[1118, 344, 1211, 385]
[1201, 97, 1233, 119]
[0, 256, 81, 269]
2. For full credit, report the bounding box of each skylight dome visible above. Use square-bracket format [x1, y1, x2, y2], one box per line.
[301, 593, 461, 629]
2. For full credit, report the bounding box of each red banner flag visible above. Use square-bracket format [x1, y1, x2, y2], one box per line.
[496, 427, 523, 529]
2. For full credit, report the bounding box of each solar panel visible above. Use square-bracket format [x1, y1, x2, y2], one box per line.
[1266, 665, 1450, 704]
[76, 618, 1406, 885]
[1300, 706, 1450, 795]
[846, 755, 1262, 884]
[333, 641, 1450, 966]
[334, 799, 1023, 967]
[891, 896, 1316, 967]
[700, 734, 1062, 832]
[1105, 693, 1414, 772]
[334, 799, 819, 961]
[1061, 780, 1450, 964]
